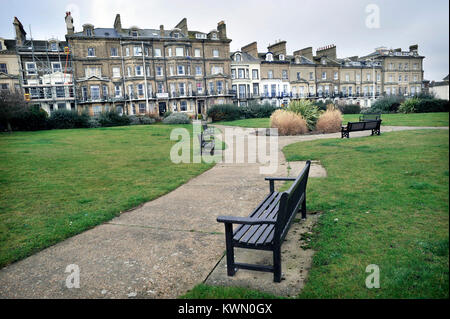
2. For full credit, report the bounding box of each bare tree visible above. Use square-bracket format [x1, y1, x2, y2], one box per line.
[0, 90, 28, 132]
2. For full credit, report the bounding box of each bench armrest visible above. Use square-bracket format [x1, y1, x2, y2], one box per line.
[217, 215, 277, 225]
[265, 177, 296, 181]
[265, 176, 296, 193]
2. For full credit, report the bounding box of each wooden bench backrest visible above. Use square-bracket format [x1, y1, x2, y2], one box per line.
[360, 113, 381, 121]
[275, 160, 311, 243]
[364, 120, 380, 129]
[348, 121, 366, 131]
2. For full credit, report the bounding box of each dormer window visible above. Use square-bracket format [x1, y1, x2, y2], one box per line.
[86, 28, 92, 36]
[173, 33, 179, 38]
[279, 54, 285, 61]
[195, 33, 206, 39]
[131, 31, 138, 37]
[211, 33, 218, 39]
[266, 53, 273, 62]
[321, 59, 327, 65]
[50, 42, 58, 51]
[235, 53, 241, 62]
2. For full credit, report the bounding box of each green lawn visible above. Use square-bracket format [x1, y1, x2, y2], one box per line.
[0, 124, 213, 268]
[183, 129, 449, 298]
[215, 112, 449, 128]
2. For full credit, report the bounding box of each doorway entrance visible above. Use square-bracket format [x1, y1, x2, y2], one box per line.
[158, 102, 167, 116]
[197, 100, 205, 116]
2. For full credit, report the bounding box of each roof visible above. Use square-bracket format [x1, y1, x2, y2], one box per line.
[231, 51, 260, 63]
[70, 27, 222, 41]
[0, 39, 17, 53]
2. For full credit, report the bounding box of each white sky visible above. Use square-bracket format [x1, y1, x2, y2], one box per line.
[0, 0, 448, 81]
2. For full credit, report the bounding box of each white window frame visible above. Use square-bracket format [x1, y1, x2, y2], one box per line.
[175, 47, 184, 57]
[212, 49, 219, 58]
[112, 67, 121, 78]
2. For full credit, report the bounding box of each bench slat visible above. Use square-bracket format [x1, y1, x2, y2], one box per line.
[233, 192, 279, 240]
[246, 202, 280, 245]
[235, 194, 281, 244]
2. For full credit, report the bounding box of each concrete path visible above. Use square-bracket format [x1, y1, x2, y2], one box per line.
[0, 125, 447, 299]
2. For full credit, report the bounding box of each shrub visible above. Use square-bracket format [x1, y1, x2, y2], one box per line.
[314, 99, 334, 111]
[288, 100, 320, 131]
[129, 115, 156, 125]
[415, 98, 449, 113]
[10, 105, 49, 131]
[163, 111, 172, 118]
[162, 112, 191, 124]
[207, 104, 241, 122]
[315, 109, 343, 133]
[399, 97, 420, 114]
[370, 96, 404, 113]
[270, 109, 308, 135]
[339, 104, 361, 114]
[48, 109, 90, 129]
[88, 118, 101, 128]
[98, 110, 131, 127]
[243, 102, 278, 118]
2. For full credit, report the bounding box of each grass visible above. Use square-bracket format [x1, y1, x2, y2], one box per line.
[183, 129, 449, 298]
[214, 112, 449, 128]
[0, 124, 214, 268]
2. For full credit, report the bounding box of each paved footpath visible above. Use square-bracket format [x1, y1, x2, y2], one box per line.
[0, 125, 447, 298]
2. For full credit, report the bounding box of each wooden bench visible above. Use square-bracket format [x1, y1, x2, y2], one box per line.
[217, 161, 311, 282]
[359, 113, 381, 122]
[341, 120, 381, 138]
[198, 132, 215, 155]
[202, 122, 214, 135]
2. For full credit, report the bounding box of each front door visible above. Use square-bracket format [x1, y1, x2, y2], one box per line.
[158, 102, 167, 116]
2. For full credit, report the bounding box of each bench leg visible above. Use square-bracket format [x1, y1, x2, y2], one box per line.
[224, 223, 236, 276]
[273, 246, 282, 283]
[301, 198, 307, 219]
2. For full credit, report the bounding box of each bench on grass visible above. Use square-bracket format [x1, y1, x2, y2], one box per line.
[359, 113, 381, 122]
[198, 132, 215, 155]
[341, 120, 382, 138]
[217, 161, 311, 282]
[202, 122, 214, 135]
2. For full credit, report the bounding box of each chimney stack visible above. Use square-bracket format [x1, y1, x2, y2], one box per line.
[13, 17, 26, 45]
[175, 18, 188, 35]
[114, 14, 122, 32]
[267, 40, 286, 57]
[160, 25, 164, 36]
[65, 12, 74, 35]
[217, 21, 227, 39]
[294, 47, 313, 60]
[241, 42, 258, 58]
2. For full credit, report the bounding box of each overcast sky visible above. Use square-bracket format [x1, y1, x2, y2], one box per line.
[1, 0, 448, 80]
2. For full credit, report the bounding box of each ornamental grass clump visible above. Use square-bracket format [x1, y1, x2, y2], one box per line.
[270, 109, 308, 136]
[315, 109, 343, 133]
[287, 99, 320, 131]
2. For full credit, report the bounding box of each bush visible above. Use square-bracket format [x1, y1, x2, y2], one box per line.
[315, 109, 343, 133]
[339, 104, 361, 114]
[163, 111, 172, 118]
[314, 99, 334, 111]
[207, 104, 241, 122]
[162, 112, 191, 124]
[98, 110, 131, 127]
[9, 105, 49, 131]
[415, 98, 449, 113]
[288, 100, 320, 131]
[399, 98, 420, 114]
[88, 118, 101, 128]
[129, 115, 156, 125]
[370, 96, 404, 113]
[48, 109, 90, 129]
[242, 102, 278, 118]
[270, 109, 308, 136]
